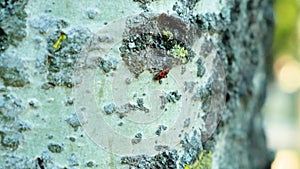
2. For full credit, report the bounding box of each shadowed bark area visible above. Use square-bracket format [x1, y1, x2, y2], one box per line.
[213, 0, 274, 169]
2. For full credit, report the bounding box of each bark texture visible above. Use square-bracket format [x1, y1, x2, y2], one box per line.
[213, 0, 274, 168]
[0, 0, 274, 169]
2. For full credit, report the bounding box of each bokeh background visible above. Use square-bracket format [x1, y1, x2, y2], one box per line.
[264, 0, 300, 168]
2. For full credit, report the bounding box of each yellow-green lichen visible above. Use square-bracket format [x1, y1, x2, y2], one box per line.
[184, 150, 213, 169]
[162, 30, 174, 40]
[168, 44, 189, 63]
[53, 32, 67, 50]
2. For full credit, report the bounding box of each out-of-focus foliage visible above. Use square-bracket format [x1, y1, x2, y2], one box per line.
[273, 0, 298, 57]
[265, 2, 300, 168]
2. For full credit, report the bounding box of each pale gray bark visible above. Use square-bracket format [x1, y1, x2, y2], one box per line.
[0, 0, 274, 169]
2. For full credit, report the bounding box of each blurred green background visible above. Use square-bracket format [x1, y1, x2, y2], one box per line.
[264, 0, 300, 168]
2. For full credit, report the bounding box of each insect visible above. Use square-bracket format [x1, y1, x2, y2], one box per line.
[153, 67, 170, 81]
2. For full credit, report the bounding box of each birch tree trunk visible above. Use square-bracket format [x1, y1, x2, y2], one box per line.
[0, 0, 274, 169]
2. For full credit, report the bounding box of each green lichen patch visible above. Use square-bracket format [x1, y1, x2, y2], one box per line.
[168, 44, 189, 63]
[184, 150, 212, 169]
[179, 131, 202, 168]
[162, 30, 174, 40]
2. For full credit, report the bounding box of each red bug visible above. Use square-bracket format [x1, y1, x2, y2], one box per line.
[153, 67, 170, 81]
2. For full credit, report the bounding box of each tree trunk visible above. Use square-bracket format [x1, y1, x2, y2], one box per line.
[0, 0, 274, 169]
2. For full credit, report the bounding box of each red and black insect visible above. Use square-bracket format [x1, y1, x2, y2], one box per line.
[153, 67, 170, 81]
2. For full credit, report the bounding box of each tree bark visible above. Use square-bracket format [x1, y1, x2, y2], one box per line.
[0, 0, 274, 169]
